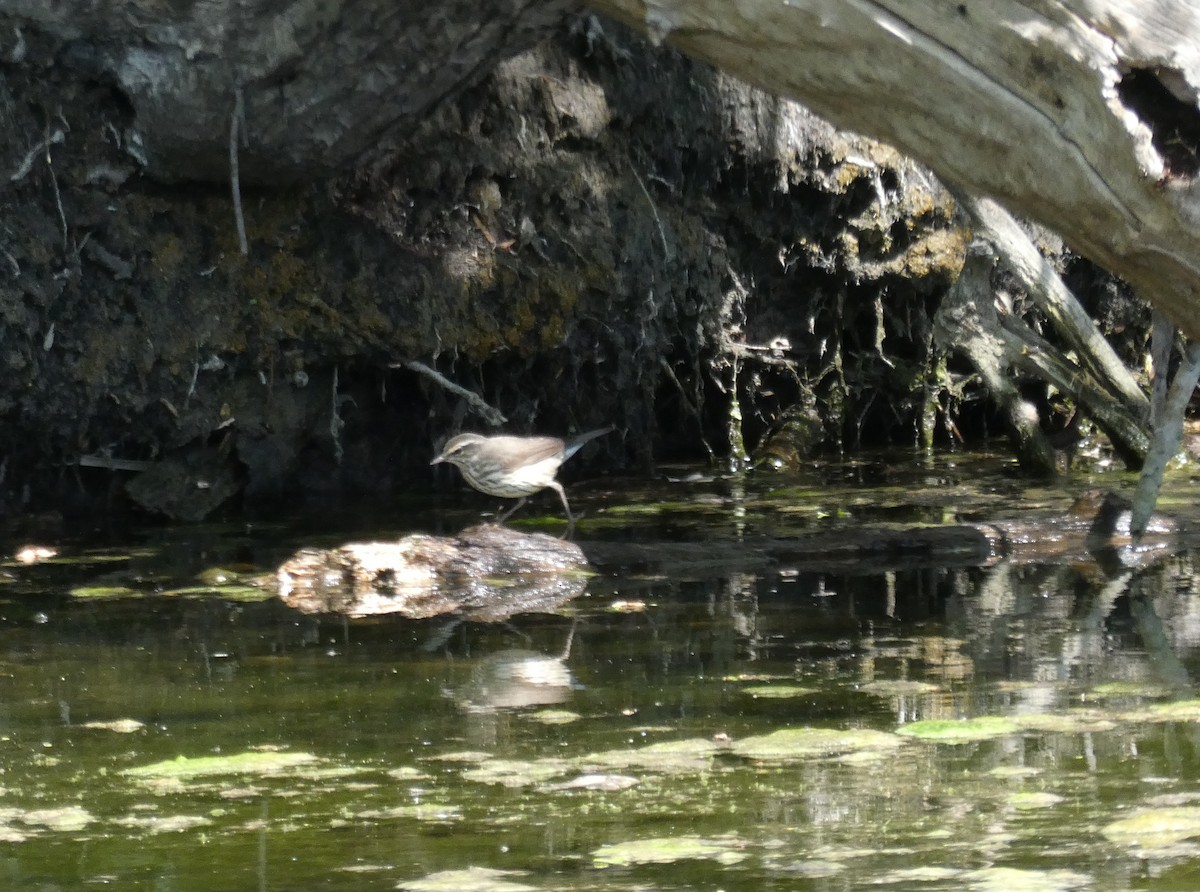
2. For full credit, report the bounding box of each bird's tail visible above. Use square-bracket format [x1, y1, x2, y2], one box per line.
[563, 425, 616, 459]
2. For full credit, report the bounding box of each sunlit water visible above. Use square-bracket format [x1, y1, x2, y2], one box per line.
[4, 452, 1200, 890]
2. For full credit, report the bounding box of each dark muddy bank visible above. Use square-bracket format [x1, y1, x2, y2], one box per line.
[0, 13, 1140, 522]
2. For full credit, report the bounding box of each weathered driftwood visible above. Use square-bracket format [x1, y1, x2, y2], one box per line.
[589, 0, 1200, 338]
[956, 193, 1150, 419]
[934, 241, 1152, 473]
[934, 242, 1059, 476]
[276, 524, 589, 619]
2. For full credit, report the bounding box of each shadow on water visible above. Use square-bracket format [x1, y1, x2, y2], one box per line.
[4, 451, 1200, 889]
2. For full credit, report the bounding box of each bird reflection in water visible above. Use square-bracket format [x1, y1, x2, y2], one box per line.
[452, 620, 581, 714]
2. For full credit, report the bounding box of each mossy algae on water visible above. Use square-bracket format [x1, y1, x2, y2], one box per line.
[122, 750, 320, 780]
[895, 716, 1019, 743]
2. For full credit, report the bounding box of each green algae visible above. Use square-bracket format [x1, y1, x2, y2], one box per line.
[1087, 681, 1172, 699]
[1012, 711, 1117, 734]
[859, 679, 940, 696]
[398, 866, 537, 891]
[523, 708, 582, 724]
[344, 803, 462, 823]
[1140, 699, 1200, 722]
[963, 866, 1091, 891]
[1103, 806, 1200, 849]
[123, 750, 320, 780]
[68, 584, 143, 599]
[896, 716, 1019, 743]
[1008, 791, 1063, 810]
[15, 806, 94, 832]
[578, 737, 719, 774]
[592, 834, 747, 868]
[730, 727, 903, 761]
[740, 684, 817, 699]
[460, 758, 572, 787]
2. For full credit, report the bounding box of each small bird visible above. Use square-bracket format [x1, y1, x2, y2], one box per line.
[431, 426, 614, 522]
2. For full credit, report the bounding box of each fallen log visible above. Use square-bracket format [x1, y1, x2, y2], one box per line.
[580, 491, 1186, 577]
[273, 491, 1187, 619]
[276, 524, 589, 619]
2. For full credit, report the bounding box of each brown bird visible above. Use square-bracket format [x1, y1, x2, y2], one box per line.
[431, 426, 614, 522]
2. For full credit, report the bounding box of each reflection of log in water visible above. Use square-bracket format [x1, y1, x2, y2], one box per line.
[275, 524, 589, 619]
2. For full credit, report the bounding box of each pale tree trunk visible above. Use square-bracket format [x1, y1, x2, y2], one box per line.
[588, 0, 1200, 338]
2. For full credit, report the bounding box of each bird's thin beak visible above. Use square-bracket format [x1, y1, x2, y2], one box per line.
[430, 455, 444, 466]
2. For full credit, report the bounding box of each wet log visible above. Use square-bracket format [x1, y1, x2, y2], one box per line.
[276, 524, 589, 619]
[274, 491, 1186, 621]
[580, 491, 1186, 577]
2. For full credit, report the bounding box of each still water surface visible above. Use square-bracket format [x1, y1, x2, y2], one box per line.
[3, 453, 1200, 890]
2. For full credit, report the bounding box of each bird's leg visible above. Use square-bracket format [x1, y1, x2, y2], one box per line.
[549, 481, 575, 522]
[497, 497, 528, 522]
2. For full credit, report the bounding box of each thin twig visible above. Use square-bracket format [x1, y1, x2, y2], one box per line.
[185, 359, 200, 407]
[229, 87, 248, 256]
[659, 356, 714, 460]
[330, 365, 344, 465]
[629, 161, 672, 261]
[9, 129, 63, 182]
[399, 360, 507, 426]
[78, 454, 153, 472]
[1, 247, 19, 277]
[44, 136, 68, 249]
